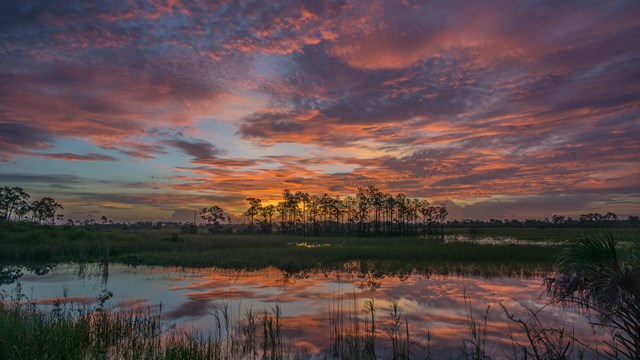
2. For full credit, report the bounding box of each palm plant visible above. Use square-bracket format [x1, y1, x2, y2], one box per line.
[545, 232, 639, 358]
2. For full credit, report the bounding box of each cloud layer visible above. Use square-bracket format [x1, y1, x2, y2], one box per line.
[1, 0, 638, 220]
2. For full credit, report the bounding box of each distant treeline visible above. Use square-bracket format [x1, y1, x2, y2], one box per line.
[82, 214, 638, 231]
[450, 213, 639, 229]
[2, 185, 637, 235]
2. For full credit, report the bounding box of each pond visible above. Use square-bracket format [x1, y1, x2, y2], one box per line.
[0, 263, 605, 359]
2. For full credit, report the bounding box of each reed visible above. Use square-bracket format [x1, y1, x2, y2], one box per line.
[1, 290, 615, 360]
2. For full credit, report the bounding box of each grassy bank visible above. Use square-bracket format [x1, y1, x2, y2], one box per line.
[0, 222, 572, 275]
[3, 222, 634, 275]
[446, 226, 637, 241]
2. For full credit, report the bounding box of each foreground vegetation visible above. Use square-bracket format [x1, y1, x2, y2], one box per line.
[0, 290, 609, 360]
[2, 255, 637, 360]
[546, 232, 640, 359]
[0, 295, 299, 360]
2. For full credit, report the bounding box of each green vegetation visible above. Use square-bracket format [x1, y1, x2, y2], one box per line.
[0, 295, 294, 360]
[447, 226, 638, 242]
[2, 219, 636, 276]
[0, 221, 566, 276]
[0, 286, 619, 360]
[546, 232, 640, 358]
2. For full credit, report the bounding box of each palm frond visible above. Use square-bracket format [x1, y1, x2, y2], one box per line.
[547, 230, 639, 358]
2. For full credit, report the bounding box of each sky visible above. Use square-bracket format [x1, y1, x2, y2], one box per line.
[1, 0, 639, 222]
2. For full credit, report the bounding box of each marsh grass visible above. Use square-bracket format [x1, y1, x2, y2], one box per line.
[0, 296, 163, 359]
[446, 227, 637, 243]
[459, 290, 490, 360]
[327, 294, 377, 359]
[0, 291, 413, 360]
[0, 222, 562, 276]
[0, 294, 303, 360]
[1, 286, 617, 360]
[499, 300, 586, 360]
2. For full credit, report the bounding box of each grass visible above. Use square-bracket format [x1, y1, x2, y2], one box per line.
[0, 222, 567, 276]
[1, 288, 610, 360]
[0, 296, 293, 360]
[0, 296, 162, 359]
[446, 226, 637, 242]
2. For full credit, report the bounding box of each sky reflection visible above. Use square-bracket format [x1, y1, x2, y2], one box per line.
[0, 264, 602, 358]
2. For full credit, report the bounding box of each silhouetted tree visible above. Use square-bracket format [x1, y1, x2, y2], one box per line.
[296, 191, 310, 235]
[282, 190, 299, 234]
[551, 214, 565, 225]
[356, 187, 371, 234]
[263, 204, 275, 232]
[435, 204, 448, 234]
[201, 206, 223, 224]
[30, 197, 63, 225]
[0, 186, 30, 221]
[245, 198, 262, 226]
[344, 196, 357, 235]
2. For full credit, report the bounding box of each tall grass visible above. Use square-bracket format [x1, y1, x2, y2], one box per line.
[0, 297, 163, 359]
[327, 294, 377, 359]
[459, 290, 490, 360]
[0, 296, 300, 360]
[2, 288, 618, 360]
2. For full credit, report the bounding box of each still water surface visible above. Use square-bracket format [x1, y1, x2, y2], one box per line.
[1, 263, 603, 358]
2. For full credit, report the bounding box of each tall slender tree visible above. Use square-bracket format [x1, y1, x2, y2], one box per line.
[356, 187, 371, 235]
[245, 198, 262, 226]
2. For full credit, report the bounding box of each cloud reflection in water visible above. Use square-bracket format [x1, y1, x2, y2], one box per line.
[0, 264, 601, 358]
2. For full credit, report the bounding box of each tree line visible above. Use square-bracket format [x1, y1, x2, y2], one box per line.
[4, 184, 636, 234]
[0, 186, 63, 225]
[448, 212, 639, 230]
[242, 186, 448, 236]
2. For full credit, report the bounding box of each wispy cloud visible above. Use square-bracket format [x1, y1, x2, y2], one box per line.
[38, 152, 118, 162]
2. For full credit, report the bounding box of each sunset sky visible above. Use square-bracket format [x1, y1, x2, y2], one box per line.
[1, 0, 639, 222]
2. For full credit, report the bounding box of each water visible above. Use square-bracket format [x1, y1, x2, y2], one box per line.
[442, 234, 562, 246]
[0, 263, 604, 358]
